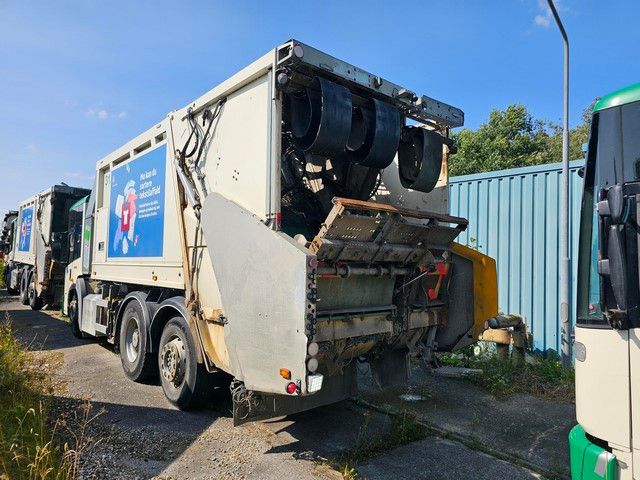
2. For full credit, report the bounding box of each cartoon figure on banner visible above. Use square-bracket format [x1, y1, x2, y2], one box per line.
[20, 219, 28, 250]
[18, 207, 33, 252]
[108, 146, 165, 258]
[112, 179, 140, 254]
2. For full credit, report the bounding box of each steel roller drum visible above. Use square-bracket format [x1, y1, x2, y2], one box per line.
[288, 77, 352, 157]
[398, 126, 444, 193]
[340, 98, 401, 169]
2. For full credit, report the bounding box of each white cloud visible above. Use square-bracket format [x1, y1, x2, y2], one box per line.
[86, 107, 128, 120]
[86, 108, 106, 119]
[534, 14, 550, 27]
[534, 0, 568, 29]
[25, 144, 37, 154]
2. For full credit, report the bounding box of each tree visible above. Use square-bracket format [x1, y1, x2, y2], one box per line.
[543, 102, 595, 167]
[448, 103, 592, 176]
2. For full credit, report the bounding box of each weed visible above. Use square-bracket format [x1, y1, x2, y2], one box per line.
[339, 464, 358, 480]
[0, 312, 95, 479]
[330, 410, 427, 478]
[438, 349, 575, 402]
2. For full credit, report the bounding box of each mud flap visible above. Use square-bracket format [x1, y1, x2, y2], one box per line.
[233, 364, 358, 426]
[370, 349, 409, 389]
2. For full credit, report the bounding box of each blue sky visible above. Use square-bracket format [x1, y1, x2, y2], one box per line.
[0, 1, 638, 212]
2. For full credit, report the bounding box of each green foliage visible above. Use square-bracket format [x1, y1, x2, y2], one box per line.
[439, 349, 574, 401]
[0, 314, 75, 479]
[449, 103, 593, 176]
[0, 262, 5, 289]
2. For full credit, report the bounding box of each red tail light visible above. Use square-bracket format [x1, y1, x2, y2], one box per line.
[286, 382, 297, 395]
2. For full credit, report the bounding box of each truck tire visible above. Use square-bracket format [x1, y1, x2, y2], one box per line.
[68, 290, 87, 339]
[28, 273, 43, 311]
[158, 316, 213, 410]
[19, 270, 30, 305]
[119, 301, 157, 382]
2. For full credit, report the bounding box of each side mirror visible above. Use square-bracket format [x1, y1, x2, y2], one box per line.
[597, 185, 627, 224]
[607, 185, 626, 224]
[597, 184, 630, 319]
[607, 225, 628, 311]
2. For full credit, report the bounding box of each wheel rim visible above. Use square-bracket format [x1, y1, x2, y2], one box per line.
[69, 295, 77, 321]
[28, 281, 35, 300]
[161, 335, 186, 388]
[124, 317, 140, 363]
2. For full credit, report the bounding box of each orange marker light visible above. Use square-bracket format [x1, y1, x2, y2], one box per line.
[279, 368, 291, 380]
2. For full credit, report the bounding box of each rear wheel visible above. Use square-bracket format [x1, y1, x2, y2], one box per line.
[119, 301, 157, 382]
[28, 273, 43, 311]
[159, 316, 213, 410]
[19, 270, 30, 305]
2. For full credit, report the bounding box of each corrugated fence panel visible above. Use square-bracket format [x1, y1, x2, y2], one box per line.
[449, 160, 584, 355]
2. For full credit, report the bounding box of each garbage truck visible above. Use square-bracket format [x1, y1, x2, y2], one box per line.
[4, 185, 90, 308]
[1, 210, 17, 256]
[571, 83, 640, 480]
[62, 39, 498, 423]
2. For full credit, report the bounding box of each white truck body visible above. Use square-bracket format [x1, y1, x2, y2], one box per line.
[65, 40, 497, 423]
[13, 194, 38, 266]
[91, 127, 183, 289]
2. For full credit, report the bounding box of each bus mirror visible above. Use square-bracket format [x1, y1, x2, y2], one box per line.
[607, 225, 628, 311]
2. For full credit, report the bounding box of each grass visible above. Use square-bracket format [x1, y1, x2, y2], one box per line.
[329, 410, 428, 479]
[0, 261, 5, 289]
[0, 312, 94, 479]
[438, 346, 575, 402]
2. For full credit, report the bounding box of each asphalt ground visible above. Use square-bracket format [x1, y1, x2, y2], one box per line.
[3, 296, 567, 479]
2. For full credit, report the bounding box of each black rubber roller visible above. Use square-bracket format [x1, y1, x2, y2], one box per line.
[398, 126, 445, 193]
[340, 98, 400, 169]
[288, 77, 352, 156]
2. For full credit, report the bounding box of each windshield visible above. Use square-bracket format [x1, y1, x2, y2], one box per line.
[577, 101, 640, 326]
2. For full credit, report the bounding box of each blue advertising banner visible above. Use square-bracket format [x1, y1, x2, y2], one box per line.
[18, 206, 33, 252]
[108, 145, 166, 258]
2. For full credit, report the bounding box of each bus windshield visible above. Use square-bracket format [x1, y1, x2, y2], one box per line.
[577, 101, 640, 327]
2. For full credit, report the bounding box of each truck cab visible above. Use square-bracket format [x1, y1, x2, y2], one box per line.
[572, 83, 640, 479]
[63, 193, 93, 333]
[0, 211, 18, 255]
[1, 211, 18, 292]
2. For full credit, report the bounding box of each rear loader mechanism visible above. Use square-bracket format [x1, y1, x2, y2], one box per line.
[215, 42, 498, 423]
